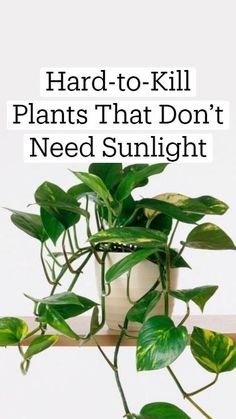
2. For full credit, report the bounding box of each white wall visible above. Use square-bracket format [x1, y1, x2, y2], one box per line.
[0, 1, 235, 418]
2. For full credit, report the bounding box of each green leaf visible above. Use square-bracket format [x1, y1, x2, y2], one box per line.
[40, 208, 64, 245]
[123, 163, 149, 187]
[152, 249, 190, 269]
[24, 335, 58, 359]
[35, 182, 87, 230]
[89, 227, 167, 248]
[7, 210, 48, 242]
[0, 317, 28, 345]
[191, 327, 236, 373]
[106, 248, 158, 283]
[115, 172, 136, 201]
[67, 183, 93, 199]
[134, 164, 168, 184]
[127, 291, 161, 324]
[144, 193, 228, 219]
[72, 171, 114, 205]
[89, 163, 123, 190]
[182, 223, 236, 250]
[149, 214, 173, 236]
[26, 292, 97, 320]
[169, 286, 218, 311]
[115, 164, 168, 201]
[140, 402, 191, 419]
[138, 199, 199, 224]
[137, 316, 188, 371]
[89, 306, 100, 335]
[196, 195, 229, 215]
[37, 305, 79, 339]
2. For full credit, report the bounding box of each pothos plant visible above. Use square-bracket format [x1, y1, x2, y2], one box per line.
[1, 163, 236, 419]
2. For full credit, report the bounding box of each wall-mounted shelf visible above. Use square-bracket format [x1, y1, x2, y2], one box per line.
[21, 315, 236, 347]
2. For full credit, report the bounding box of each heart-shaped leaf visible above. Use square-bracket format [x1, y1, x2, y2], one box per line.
[8, 210, 48, 242]
[191, 327, 236, 373]
[89, 227, 167, 248]
[182, 223, 236, 250]
[26, 292, 97, 320]
[169, 286, 218, 311]
[89, 163, 123, 190]
[0, 317, 28, 345]
[127, 291, 161, 324]
[37, 305, 79, 339]
[140, 402, 191, 419]
[137, 316, 188, 371]
[115, 164, 168, 201]
[106, 248, 158, 283]
[35, 182, 86, 230]
[40, 207, 64, 244]
[24, 335, 58, 359]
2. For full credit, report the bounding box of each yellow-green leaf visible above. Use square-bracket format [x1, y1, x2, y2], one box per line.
[191, 327, 236, 373]
[137, 316, 188, 371]
[0, 317, 28, 346]
[182, 223, 236, 250]
[89, 227, 167, 248]
[24, 335, 58, 359]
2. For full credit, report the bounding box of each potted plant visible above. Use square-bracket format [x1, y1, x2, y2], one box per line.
[1, 163, 236, 419]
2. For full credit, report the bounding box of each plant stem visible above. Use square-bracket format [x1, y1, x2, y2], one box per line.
[113, 319, 132, 417]
[168, 220, 179, 248]
[24, 326, 41, 340]
[92, 336, 116, 371]
[126, 270, 138, 304]
[188, 374, 219, 397]
[45, 242, 64, 267]
[99, 252, 108, 327]
[165, 247, 171, 316]
[40, 243, 54, 284]
[178, 303, 190, 327]
[67, 251, 93, 291]
[122, 208, 139, 227]
[73, 225, 80, 250]
[167, 366, 213, 419]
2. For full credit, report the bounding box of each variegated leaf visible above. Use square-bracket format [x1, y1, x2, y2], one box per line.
[191, 327, 236, 373]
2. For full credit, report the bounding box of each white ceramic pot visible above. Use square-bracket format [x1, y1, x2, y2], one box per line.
[95, 252, 178, 331]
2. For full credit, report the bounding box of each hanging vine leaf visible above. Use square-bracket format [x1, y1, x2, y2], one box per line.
[137, 316, 188, 371]
[169, 286, 218, 311]
[139, 402, 191, 418]
[0, 317, 28, 345]
[24, 335, 58, 360]
[26, 292, 97, 320]
[191, 327, 236, 373]
[182, 223, 236, 250]
[7, 209, 48, 242]
[37, 305, 79, 339]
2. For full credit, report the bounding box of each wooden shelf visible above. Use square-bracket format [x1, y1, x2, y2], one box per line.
[21, 315, 236, 347]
